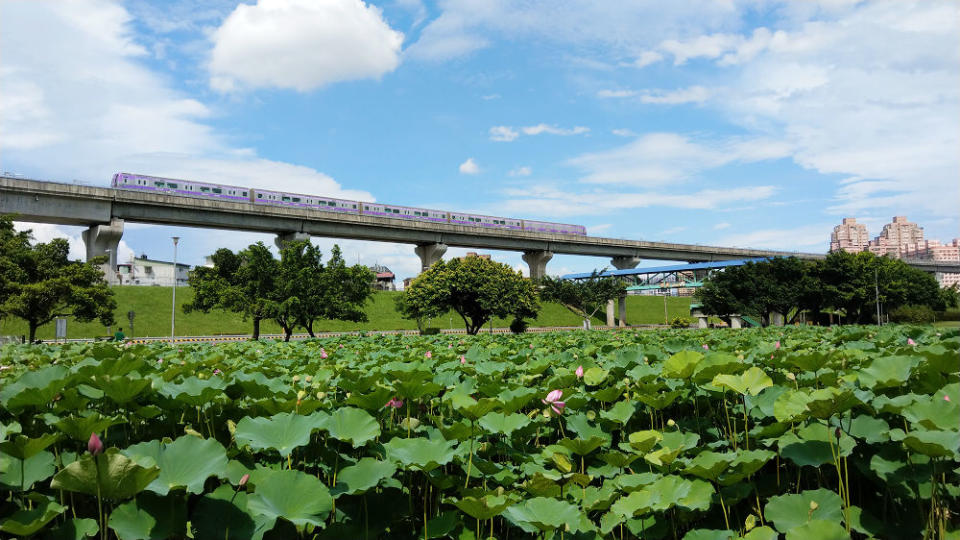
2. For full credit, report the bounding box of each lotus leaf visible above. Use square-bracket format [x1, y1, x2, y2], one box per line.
[107, 492, 186, 540]
[773, 390, 812, 423]
[51, 448, 159, 500]
[454, 493, 517, 520]
[45, 518, 99, 540]
[600, 399, 636, 424]
[52, 413, 126, 442]
[684, 451, 735, 481]
[0, 433, 60, 460]
[559, 435, 608, 456]
[804, 387, 859, 418]
[504, 497, 580, 531]
[331, 458, 397, 496]
[663, 351, 704, 379]
[847, 415, 891, 443]
[627, 430, 663, 453]
[192, 484, 265, 540]
[121, 436, 228, 495]
[902, 429, 960, 458]
[0, 365, 69, 411]
[448, 393, 500, 420]
[584, 366, 609, 386]
[683, 529, 737, 540]
[901, 397, 960, 430]
[478, 411, 531, 437]
[383, 437, 457, 472]
[784, 519, 850, 540]
[234, 412, 324, 457]
[247, 469, 333, 529]
[712, 367, 773, 396]
[764, 489, 843, 533]
[0, 494, 66, 536]
[0, 450, 55, 491]
[858, 355, 917, 389]
[318, 407, 380, 447]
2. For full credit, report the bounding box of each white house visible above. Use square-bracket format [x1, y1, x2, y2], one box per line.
[116, 254, 190, 286]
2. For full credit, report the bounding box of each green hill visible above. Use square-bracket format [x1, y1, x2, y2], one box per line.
[0, 286, 693, 340]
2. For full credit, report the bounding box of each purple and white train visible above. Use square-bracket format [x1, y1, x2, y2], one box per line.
[112, 172, 587, 236]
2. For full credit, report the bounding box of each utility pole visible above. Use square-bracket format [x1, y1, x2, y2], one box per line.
[663, 294, 668, 325]
[171, 236, 179, 338]
[874, 267, 881, 326]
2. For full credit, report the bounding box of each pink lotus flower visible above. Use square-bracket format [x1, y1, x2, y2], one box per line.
[907, 338, 916, 346]
[320, 348, 328, 359]
[460, 356, 466, 364]
[385, 397, 403, 409]
[775, 341, 781, 349]
[425, 351, 432, 359]
[575, 365, 584, 379]
[448, 343, 452, 349]
[88, 433, 103, 455]
[542, 390, 566, 415]
[945, 395, 951, 402]
[213, 369, 222, 376]
[239, 473, 250, 487]
[529, 344, 535, 349]
[702, 344, 709, 350]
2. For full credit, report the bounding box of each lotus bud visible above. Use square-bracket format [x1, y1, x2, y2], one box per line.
[834, 427, 841, 439]
[786, 372, 796, 381]
[239, 473, 250, 487]
[460, 356, 466, 364]
[425, 351, 432, 358]
[745, 514, 757, 532]
[702, 344, 709, 350]
[88, 433, 103, 455]
[907, 338, 916, 346]
[945, 395, 951, 402]
[304, 375, 313, 382]
[586, 410, 597, 421]
[316, 392, 327, 400]
[809, 501, 819, 511]
[292, 375, 301, 383]
[667, 419, 676, 427]
[575, 365, 584, 379]
[297, 390, 307, 401]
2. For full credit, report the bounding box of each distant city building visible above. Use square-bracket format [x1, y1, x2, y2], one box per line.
[830, 216, 959, 287]
[459, 252, 491, 260]
[116, 254, 190, 286]
[369, 264, 396, 291]
[830, 218, 870, 253]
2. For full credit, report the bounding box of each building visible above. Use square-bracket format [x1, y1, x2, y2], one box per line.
[830, 218, 870, 253]
[867, 216, 925, 257]
[902, 239, 960, 288]
[116, 254, 190, 286]
[369, 264, 396, 291]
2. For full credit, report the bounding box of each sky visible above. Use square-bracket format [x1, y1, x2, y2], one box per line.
[1, 0, 957, 282]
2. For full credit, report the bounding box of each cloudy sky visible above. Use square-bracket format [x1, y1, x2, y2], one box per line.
[1, 0, 957, 280]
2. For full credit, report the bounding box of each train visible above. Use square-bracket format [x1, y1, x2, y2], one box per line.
[111, 172, 588, 236]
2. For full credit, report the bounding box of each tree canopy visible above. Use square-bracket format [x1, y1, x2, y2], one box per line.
[0, 216, 116, 342]
[185, 240, 374, 340]
[538, 271, 625, 329]
[398, 256, 539, 334]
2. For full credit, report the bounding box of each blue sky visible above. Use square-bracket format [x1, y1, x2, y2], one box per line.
[1, 0, 957, 281]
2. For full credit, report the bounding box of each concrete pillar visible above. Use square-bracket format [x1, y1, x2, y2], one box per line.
[82, 219, 123, 284]
[522, 250, 553, 281]
[770, 311, 785, 327]
[730, 316, 743, 329]
[275, 231, 310, 250]
[606, 299, 615, 326]
[618, 296, 627, 327]
[697, 316, 708, 329]
[611, 256, 641, 270]
[415, 242, 447, 272]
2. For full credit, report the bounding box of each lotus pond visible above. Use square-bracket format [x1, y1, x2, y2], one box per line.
[1, 325, 958, 539]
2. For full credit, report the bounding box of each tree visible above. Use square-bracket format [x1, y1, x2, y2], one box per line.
[0, 216, 116, 342]
[398, 256, 539, 334]
[696, 257, 817, 325]
[185, 242, 278, 340]
[538, 271, 625, 329]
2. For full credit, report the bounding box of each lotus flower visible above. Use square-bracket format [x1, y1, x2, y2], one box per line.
[425, 350, 432, 358]
[702, 344, 709, 350]
[460, 355, 466, 364]
[541, 389, 566, 415]
[945, 395, 951, 402]
[88, 433, 103, 455]
[239, 473, 250, 487]
[320, 349, 328, 359]
[575, 365, 584, 379]
[385, 397, 403, 409]
[213, 369, 222, 376]
[448, 343, 452, 349]
[907, 338, 916, 346]
[775, 341, 781, 349]
[529, 344, 535, 349]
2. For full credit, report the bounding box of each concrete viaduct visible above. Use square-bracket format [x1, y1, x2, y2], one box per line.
[3, 176, 954, 280]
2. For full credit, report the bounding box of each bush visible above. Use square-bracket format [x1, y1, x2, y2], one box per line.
[670, 316, 692, 329]
[509, 317, 528, 334]
[420, 327, 441, 335]
[889, 304, 936, 324]
[935, 309, 960, 322]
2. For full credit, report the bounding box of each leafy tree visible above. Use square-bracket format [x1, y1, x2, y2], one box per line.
[398, 256, 539, 334]
[538, 271, 625, 329]
[185, 242, 278, 340]
[696, 257, 818, 326]
[0, 216, 116, 342]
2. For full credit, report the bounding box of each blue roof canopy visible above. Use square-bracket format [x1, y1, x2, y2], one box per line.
[561, 258, 769, 280]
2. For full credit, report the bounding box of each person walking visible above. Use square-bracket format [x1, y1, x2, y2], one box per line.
[114, 327, 126, 342]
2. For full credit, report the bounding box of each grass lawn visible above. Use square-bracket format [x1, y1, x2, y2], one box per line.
[0, 286, 694, 340]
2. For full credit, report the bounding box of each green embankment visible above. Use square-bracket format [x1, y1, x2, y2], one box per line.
[0, 286, 693, 339]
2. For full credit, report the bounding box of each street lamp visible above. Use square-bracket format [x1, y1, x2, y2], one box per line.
[171, 237, 180, 338]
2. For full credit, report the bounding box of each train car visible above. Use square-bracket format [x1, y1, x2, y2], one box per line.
[522, 219, 587, 236]
[251, 188, 359, 213]
[113, 172, 250, 202]
[361, 202, 448, 223]
[449, 212, 523, 231]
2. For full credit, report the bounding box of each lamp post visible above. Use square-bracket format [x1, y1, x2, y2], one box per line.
[171, 237, 179, 338]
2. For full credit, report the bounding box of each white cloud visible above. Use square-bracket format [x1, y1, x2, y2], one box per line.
[718, 224, 832, 251]
[521, 124, 589, 136]
[611, 129, 637, 137]
[639, 86, 710, 105]
[659, 226, 687, 236]
[597, 89, 637, 99]
[632, 50, 664, 68]
[508, 166, 532, 177]
[587, 223, 612, 234]
[209, 0, 404, 92]
[13, 222, 135, 263]
[713, 222, 731, 230]
[489, 126, 520, 142]
[568, 132, 792, 187]
[481, 93, 501, 100]
[660, 33, 742, 65]
[459, 158, 480, 175]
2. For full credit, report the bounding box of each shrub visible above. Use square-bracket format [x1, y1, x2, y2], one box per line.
[509, 317, 528, 334]
[670, 316, 692, 329]
[889, 304, 936, 324]
[420, 327, 441, 335]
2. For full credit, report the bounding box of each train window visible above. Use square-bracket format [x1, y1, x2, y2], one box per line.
[352, 204, 357, 209]
[200, 187, 210, 192]
[393, 209, 400, 214]
[212, 188, 222, 194]
[242, 192, 248, 197]
[282, 196, 291, 202]
[292, 197, 301, 202]
[257, 193, 262, 198]
[167, 183, 178, 189]
[328, 201, 336, 207]
[154, 181, 164, 187]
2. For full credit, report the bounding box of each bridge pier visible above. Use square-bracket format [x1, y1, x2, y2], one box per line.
[611, 256, 641, 270]
[82, 219, 124, 284]
[275, 232, 311, 250]
[610, 256, 640, 327]
[522, 250, 553, 281]
[415, 242, 447, 272]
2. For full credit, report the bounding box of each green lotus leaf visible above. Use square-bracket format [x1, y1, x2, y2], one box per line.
[917, 344, 960, 373]
[627, 430, 663, 454]
[235, 412, 324, 457]
[121, 436, 228, 495]
[0, 433, 60, 460]
[613, 472, 660, 493]
[741, 526, 778, 540]
[192, 484, 270, 540]
[52, 413, 127, 442]
[578, 483, 618, 511]
[383, 437, 457, 472]
[804, 387, 859, 419]
[784, 519, 850, 540]
[551, 451, 574, 473]
[478, 411, 531, 437]
[636, 389, 683, 410]
[0, 494, 66, 536]
[678, 478, 715, 511]
[0, 365, 69, 411]
[559, 435, 608, 456]
[247, 469, 333, 530]
[229, 372, 290, 399]
[857, 355, 917, 390]
[522, 472, 561, 498]
[764, 489, 843, 533]
[345, 387, 394, 411]
[683, 451, 735, 481]
[318, 407, 380, 447]
[683, 529, 737, 540]
[584, 366, 609, 386]
[847, 506, 884, 538]
[566, 413, 607, 440]
[902, 429, 960, 458]
[599, 451, 639, 469]
[504, 497, 580, 531]
[448, 393, 500, 420]
[421, 510, 460, 540]
[720, 449, 776, 484]
[331, 458, 396, 496]
[497, 387, 538, 413]
[600, 399, 636, 424]
[778, 423, 854, 468]
[663, 351, 704, 379]
[454, 493, 517, 520]
[773, 390, 812, 423]
[45, 518, 99, 540]
[691, 353, 743, 384]
[0, 420, 22, 441]
[93, 375, 152, 405]
[158, 376, 228, 407]
[712, 367, 773, 396]
[107, 492, 187, 540]
[847, 415, 891, 443]
[901, 397, 960, 431]
[786, 350, 831, 372]
[51, 448, 159, 500]
[0, 449, 55, 491]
